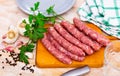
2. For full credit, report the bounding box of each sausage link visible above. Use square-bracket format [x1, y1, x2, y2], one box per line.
[47, 33, 85, 61]
[48, 27, 85, 56]
[61, 21, 101, 51]
[54, 24, 93, 55]
[73, 18, 110, 46]
[41, 33, 72, 64]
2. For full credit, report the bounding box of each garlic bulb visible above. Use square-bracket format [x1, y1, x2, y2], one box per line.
[17, 18, 29, 36]
[2, 25, 19, 44]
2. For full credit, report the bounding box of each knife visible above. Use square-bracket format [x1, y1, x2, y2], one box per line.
[61, 65, 90, 76]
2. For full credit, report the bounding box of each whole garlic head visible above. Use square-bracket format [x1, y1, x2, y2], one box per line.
[17, 18, 29, 36]
[2, 25, 19, 44]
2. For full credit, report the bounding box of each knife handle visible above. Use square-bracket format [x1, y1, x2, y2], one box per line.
[61, 66, 90, 76]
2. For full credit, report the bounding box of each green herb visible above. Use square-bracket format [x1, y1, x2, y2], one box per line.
[46, 5, 55, 15]
[46, 5, 64, 21]
[19, 43, 35, 64]
[19, 2, 63, 64]
[30, 2, 40, 12]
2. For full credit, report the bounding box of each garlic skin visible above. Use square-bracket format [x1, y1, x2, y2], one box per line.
[2, 25, 19, 44]
[25, 52, 34, 59]
[17, 18, 29, 36]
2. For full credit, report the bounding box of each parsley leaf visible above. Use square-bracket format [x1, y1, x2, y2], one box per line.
[19, 43, 35, 64]
[34, 2, 40, 10]
[19, 45, 29, 64]
[29, 15, 33, 23]
[26, 43, 35, 52]
[30, 2, 40, 12]
[46, 5, 55, 15]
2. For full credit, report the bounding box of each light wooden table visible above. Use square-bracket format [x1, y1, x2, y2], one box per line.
[0, 0, 103, 76]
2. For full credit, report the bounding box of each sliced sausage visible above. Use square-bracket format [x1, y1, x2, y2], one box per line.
[41, 33, 72, 64]
[48, 27, 85, 56]
[61, 21, 101, 51]
[73, 17, 110, 46]
[47, 33, 85, 61]
[54, 24, 93, 55]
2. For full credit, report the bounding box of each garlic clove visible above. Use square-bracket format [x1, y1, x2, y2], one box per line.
[25, 52, 34, 59]
[4, 46, 14, 52]
[2, 25, 19, 44]
[17, 18, 29, 36]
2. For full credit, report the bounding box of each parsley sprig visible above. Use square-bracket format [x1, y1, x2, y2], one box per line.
[19, 2, 62, 64]
[19, 43, 34, 64]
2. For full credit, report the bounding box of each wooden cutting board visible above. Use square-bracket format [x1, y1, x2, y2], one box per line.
[36, 22, 117, 68]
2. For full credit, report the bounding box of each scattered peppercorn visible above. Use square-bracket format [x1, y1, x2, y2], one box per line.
[0, 50, 35, 74]
[2, 66, 4, 69]
[0, 54, 2, 57]
[2, 61, 4, 63]
[19, 73, 22, 76]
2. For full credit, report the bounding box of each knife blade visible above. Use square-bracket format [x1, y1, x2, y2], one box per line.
[61, 65, 90, 76]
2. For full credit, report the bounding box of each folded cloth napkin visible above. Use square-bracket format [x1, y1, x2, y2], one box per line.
[78, 0, 120, 38]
